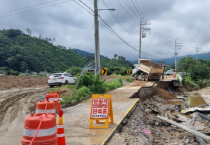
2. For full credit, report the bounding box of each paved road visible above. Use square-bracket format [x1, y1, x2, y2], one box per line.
[63, 81, 145, 145]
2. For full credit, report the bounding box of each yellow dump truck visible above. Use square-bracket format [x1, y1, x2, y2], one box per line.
[132, 59, 165, 81]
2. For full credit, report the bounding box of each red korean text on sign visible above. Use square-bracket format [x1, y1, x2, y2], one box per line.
[91, 98, 109, 119]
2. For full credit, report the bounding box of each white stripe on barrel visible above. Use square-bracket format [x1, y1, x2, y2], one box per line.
[57, 134, 65, 137]
[36, 109, 56, 114]
[23, 126, 57, 137]
[49, 98, 59, 101]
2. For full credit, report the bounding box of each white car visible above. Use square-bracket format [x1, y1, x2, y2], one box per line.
[166, 70, 175, 76]
[48, 73, 76, 88]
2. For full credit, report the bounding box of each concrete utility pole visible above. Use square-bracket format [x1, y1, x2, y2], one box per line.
[93, 0, 115, 75]
[94, 0, 100, 75]
[196, 46, 201, 63]
[175, 39, 182, 72]
[139, 17, 150, 59]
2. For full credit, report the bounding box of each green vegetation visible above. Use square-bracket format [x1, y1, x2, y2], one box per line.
[66, 67, 81, 75]
[0, 29, 87, 73]
[179, 57, 210, 90]
[60, 73, 124, 105]
[125, 77, 132, 82]
[0, 29, 132, 74]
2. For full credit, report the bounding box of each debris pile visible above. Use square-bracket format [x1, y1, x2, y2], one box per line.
[109, 95, 203, 145]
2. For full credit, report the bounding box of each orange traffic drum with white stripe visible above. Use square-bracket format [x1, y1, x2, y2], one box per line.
[21, 113, 57, 145]
[46, 93, 59, 113]
[36, 101, 56, 116]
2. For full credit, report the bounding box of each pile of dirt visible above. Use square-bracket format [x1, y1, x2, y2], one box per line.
[0, 75, 48, 89]
[141, 61, 162, 69]
[156, 87, 176, 100]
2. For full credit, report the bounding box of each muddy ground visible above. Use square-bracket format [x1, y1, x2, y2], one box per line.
[0, 75, 48, 89]
[0, 87, 48, 145]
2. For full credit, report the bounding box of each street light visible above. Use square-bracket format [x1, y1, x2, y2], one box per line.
[98, 9, 116, 11]
[94, 0, 115, 75]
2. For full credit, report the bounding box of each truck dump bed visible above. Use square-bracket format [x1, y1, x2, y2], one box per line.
[138, 59, 164, 75]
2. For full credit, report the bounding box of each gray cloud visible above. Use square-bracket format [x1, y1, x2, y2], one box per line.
[0, 0, 209, 61]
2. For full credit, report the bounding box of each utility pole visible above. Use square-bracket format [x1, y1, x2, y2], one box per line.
[139, 17, 150, 59]
[94, 0, 100, 75]
[93, 1, 115, 75]
[175, 39, 182, 72]
[196, 46, 201, 63]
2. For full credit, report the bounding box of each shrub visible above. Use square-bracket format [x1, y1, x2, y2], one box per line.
[66, 66, 81, 75]
[60, 86, 92, 105]
[189, 63, 210, 81]
[104, 78, 123, 91]
[5, 69, 20, 76]
[125, 77, 132, 82]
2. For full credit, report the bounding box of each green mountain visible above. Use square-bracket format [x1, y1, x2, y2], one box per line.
[0, 29, 87, 72]
[72, 48, 106, 59]
[0, 29, 132, 73]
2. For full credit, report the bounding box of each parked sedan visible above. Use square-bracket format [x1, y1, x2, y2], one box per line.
[166, 70, 175, 76]
[48, 73, 76, 88]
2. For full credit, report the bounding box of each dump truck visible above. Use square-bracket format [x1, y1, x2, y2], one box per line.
[132, 59, 165, 81]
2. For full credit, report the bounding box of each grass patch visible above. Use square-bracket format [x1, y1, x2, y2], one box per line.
[48, 86, 62, 92]
[125, 77, 132, 82]
[60, 77, 123, 106]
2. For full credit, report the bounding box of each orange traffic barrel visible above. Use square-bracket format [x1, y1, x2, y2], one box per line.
[21, 113, 57, 145]
[46, 93, 59, 113]
[36, 100, 56, 116]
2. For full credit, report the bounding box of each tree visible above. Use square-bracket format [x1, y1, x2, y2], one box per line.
[114, 54, 117, 59]
[178, 57, 195, 72]
[52, 38, 56, 44]
[26, 28, 30, 35]
[189, 63, 210, 81]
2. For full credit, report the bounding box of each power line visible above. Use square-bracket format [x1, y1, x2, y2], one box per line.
[124, 0, 141, 20]
[74, 0, 163, 60]
[116, 0, 138, 25]
[0, 0, 72, 18]
[73, 0, 137, 51]
[0, 0, 64, 15]
[101, 0, 138, 41]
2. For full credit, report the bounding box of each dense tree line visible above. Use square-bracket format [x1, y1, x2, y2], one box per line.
[0, 29, 132, 73]
[178, 57, 210, 81]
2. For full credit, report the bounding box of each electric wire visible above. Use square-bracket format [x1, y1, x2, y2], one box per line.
[0, 0, 65, 15]
[0, 0, 72, 18]
[116, 0, 139, 25]
[101, 0, 138, 41]
[74, 0, 162, 59]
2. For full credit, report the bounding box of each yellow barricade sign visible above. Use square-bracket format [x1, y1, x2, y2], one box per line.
[127, 70, 131, 74]
[89, 94, 114, 128]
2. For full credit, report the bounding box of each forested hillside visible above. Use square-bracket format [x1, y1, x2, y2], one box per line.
[0, 29, 87, 72]
[0, 29, 132, 73]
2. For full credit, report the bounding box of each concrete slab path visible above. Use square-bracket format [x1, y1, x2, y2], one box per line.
[63, 82, 143, 145]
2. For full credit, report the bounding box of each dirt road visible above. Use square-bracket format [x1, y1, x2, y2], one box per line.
[0, 87, 48, 145]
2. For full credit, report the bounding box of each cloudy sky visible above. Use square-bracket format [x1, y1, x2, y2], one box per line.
[0, 0, 209, 61]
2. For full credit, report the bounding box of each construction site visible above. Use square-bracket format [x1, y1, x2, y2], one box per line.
[0, 75, 210, 145]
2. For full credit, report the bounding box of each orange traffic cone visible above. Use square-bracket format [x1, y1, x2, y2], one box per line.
[57, 110, 66, 145]
[165, 75, 167, 79]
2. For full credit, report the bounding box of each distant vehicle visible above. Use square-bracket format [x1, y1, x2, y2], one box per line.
[48, 73, 76, 88]
[132, 59, 164, 81]
[0, 74, 5, 76]
[166, 70, 175, 76]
